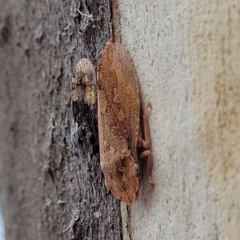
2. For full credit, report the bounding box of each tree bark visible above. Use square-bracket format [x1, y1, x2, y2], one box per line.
[0, 0, 122, 239]
[115, 1, 240, 240]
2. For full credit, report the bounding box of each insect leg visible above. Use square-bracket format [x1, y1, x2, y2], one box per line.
[138, 103, 154, 185]
[138, 103, 152, 148]
[139, 150, 154, 185]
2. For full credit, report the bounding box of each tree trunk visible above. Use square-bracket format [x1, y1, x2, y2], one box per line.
[115, 1, 240, 240]
[0, 0, 122, 239]
[2, 0, 240, 240]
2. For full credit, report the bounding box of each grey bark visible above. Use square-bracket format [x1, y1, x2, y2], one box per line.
[0, 0, 122, 239]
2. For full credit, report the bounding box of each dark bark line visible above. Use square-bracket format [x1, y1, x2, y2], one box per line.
[0, 0, 122, 239]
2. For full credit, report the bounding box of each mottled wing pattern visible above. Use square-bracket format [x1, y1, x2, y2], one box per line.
[71, 58, 98, 159]
[97, 42, 140, 156]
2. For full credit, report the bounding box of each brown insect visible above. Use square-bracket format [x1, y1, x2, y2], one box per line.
[97, 42, 154, 205]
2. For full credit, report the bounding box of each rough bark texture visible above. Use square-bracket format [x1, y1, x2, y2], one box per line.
[0, 0, 122, 240]
[2, 0, 240, 240]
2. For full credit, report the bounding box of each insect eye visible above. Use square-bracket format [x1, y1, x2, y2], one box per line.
[132, 163, 139, 177]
